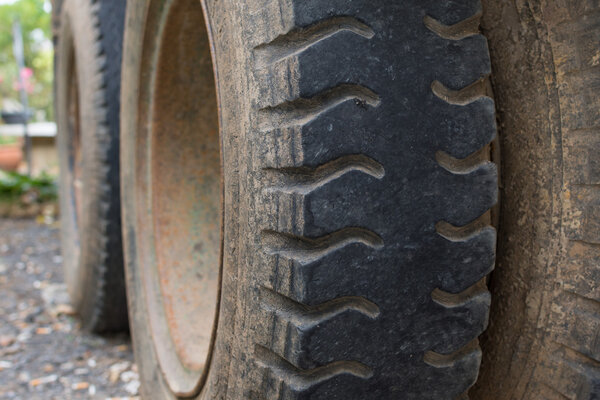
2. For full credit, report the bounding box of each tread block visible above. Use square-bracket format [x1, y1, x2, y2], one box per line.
[557, 71, 600, 131]
[564, 185, 600, 243]
[564, 128, 600, 185]
[553, 292, 600, 362]
[543, 1, 600, 28]
[562, 240, 600, 301]
[304, 160, 497, 235]
[541, 344, 600, 400]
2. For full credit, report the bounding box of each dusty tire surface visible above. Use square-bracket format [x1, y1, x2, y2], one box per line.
[121, 0, 497, 398]
[473, 1, 600, 399]
[55, 0, 128, 333]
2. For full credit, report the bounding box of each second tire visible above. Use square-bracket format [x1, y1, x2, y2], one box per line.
[55, 0, 128, 332]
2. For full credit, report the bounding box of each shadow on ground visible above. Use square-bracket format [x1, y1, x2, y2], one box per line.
[0, 218, 138, 400]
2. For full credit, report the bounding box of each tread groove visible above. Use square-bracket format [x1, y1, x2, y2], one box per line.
[259, 287, 380, 330]
[254, 344, 373, 391]
[554, 341, 600, 368]
[431, 78, 492, 106]
[424, 339, 480, 368]
[568, 238, 600, 248]
[264, 154, 385, 194]
[435, 213, 493, 242]
[571, 183, 600, 189]
[541, 383, 573, 400]
[262, 228, 384, 265]
[258, 84, 381, 131]
[436, 147, 492, 175]
[563, 290, 600, 315]
[423, 12, 482, 40]
[254, 16, 375, 69]
[432, 279, 490, 308]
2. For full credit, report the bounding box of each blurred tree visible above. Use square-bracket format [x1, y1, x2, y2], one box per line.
[0, 0, 52, 121]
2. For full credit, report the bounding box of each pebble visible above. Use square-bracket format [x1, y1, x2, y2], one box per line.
[124, 380, 140, 396]
[16, 331, 32, 342]
[60, 362, 74, 371]
[42, 363, 54, 372]
[0, 361, 12, 370]
[29, 374, 58, 387]
[74, 367, 89, 375]
[36, 326, 52, 335]
[1, 343, 21, 356]
[71, 381, 91, 390]
[50, 303, 76, 317]
[109, 361, 131, 383]
[41, 283, 70, 306]
[18, 372, 30, 382]
[0, 335, 15, 347]
[120, 370, 138, 383]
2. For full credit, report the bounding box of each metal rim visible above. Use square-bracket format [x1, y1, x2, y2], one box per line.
[133, 0, 222, 396]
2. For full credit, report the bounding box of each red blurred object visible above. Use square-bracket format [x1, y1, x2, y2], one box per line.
[0, 140, 23, 171]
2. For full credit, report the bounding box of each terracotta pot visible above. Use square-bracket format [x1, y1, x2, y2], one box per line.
[0, 142, 23, 171]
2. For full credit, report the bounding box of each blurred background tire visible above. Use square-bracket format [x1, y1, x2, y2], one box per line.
[54, 0, 128, 333]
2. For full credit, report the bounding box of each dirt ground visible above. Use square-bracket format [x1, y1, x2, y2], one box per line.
[0, 218, 138, 400]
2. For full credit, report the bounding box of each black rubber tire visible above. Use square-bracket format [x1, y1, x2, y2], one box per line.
[55, 0, 128, 333]
[121, 0, 497, 398]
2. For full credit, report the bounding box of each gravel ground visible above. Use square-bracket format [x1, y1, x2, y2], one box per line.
[0, 218, 138, 400]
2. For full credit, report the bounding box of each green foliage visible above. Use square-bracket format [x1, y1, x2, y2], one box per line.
[0, 170, 57, 203]
[0, 0, 53, 121]
[0, 135, 18, 145]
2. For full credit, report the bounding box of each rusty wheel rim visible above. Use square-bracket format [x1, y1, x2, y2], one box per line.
[134, 0, 222, 396]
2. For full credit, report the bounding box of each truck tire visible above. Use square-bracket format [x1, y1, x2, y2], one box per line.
[55, 0, 128, 332]
[120, 0, 497, 398]
[473, 2, 600, 399]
